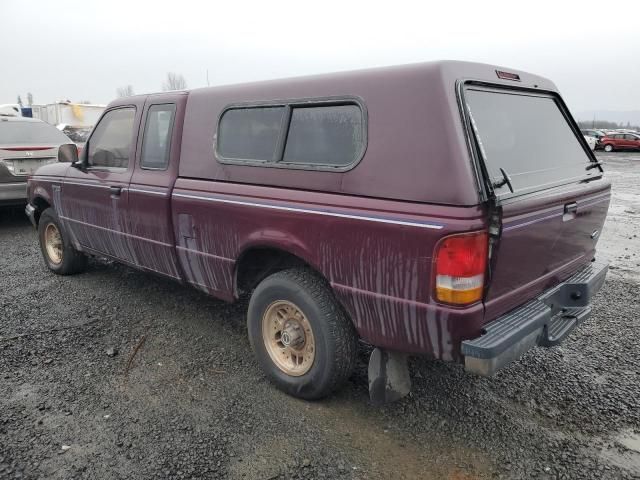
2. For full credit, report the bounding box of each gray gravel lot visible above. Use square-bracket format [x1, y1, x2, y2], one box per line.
[1, 152, 639, 479]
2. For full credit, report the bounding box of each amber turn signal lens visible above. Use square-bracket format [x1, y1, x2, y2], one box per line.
[435, 285, 484, 305]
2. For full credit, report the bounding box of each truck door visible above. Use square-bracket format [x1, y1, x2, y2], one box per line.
[126, 94, 184, 279]
[62, 104, 142, 261]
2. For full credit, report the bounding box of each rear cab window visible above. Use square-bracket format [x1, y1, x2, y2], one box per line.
[463, 86, 600, 199]
[141, 104, 176, 170]
[216, 98, 366, 170]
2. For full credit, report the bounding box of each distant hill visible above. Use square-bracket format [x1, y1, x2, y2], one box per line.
[575, 110, 640, 126]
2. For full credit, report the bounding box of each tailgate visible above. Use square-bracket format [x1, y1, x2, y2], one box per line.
[485, 183, 609, 318]
[462, 83, 611, 320]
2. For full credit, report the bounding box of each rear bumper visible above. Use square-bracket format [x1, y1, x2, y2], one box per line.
[462, 260, 608, 376]
[0, 181, 27, 204]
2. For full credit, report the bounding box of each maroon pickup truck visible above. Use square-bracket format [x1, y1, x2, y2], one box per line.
[25, 61, 609, 404]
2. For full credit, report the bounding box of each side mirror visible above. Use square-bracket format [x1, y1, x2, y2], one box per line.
[58, 143, 79, 164]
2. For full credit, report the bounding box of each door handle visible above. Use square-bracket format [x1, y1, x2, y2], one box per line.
[109, 186, 122, 196]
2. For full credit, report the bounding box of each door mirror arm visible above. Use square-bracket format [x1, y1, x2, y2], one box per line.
[71, 160, 86, 172]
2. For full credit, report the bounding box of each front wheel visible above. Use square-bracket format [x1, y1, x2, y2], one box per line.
[38, 208, 87, 275]
[247, 268, 358, 400]
[603, 144, 614, 152]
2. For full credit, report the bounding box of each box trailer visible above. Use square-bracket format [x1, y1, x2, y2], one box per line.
[31, 102, 105, 128]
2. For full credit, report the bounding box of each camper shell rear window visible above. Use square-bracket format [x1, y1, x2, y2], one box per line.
[216, 97, 366, 171]
[463, 85, 599, 199]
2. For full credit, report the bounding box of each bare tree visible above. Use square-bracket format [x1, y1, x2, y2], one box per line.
[162, 72, 187, 91]
[27, 92, 33, 106]
[116, 85, 135, 97]
[17, 95, 23, 107]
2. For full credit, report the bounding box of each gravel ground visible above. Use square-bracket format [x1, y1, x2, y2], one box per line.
[1, 152, 639, 480]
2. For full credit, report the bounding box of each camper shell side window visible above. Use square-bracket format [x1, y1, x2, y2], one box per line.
[215, 97, 367, 172]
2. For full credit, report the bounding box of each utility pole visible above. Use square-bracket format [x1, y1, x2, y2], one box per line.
[206, 69, 210, 87]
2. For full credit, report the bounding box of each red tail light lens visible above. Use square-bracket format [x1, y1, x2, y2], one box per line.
[434, 231, 488, 305]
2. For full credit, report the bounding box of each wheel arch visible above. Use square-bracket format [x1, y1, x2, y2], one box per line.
[234, 244, 323, 298]
[31, 195, 52, 225]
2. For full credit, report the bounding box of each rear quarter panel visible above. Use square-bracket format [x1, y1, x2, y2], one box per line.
[172, 179, 487, 359]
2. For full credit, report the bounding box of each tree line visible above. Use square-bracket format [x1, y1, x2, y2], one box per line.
[116, 72, 188, 98]
[15, 71, 188, 107]
[577, 119, 640, 131]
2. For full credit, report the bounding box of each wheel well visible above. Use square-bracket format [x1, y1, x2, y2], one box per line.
[32, 197, 51, 225]
[235, 248, 312, 297]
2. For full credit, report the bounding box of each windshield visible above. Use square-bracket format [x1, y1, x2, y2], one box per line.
[0, 121, 71, 145]
[465, 88, 596, 196]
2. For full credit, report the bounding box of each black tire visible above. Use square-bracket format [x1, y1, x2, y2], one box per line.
[38, 207, 87, 275]
[247, 268, 358, 400]
[603, 144, 614, 152]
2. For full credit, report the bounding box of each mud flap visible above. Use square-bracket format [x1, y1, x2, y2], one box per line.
[368, 348, 411, 406]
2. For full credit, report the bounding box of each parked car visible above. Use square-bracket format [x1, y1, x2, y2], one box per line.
[581, 129, 605, 139]
[581, 129, 606, 149]
[1, 117, 72, 206]
[600, 133, 640, 152]
[0, 104, 22, 117]
[25, 61, 609, 404]
[583, 135, 597, 150]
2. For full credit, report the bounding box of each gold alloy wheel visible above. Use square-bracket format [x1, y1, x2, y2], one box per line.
[262, 300, 316, 376]
[44, 223, 63, 265]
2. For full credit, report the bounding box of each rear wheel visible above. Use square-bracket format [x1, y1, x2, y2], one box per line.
[603, 144, 614, 152]
[38, 208, 87, 275]
[247, 268, 358, 399]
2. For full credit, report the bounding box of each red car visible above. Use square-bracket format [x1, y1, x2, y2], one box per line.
[600, 133, 640, 152]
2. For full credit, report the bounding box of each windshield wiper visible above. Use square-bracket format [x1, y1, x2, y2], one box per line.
[492, 167, 514, 193]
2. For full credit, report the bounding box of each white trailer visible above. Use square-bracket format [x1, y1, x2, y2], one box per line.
[31, 102, 105, 128]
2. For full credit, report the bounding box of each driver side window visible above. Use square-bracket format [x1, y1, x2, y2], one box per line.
[87, 108, 136, 168]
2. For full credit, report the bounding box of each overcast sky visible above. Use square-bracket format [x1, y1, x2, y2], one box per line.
[2, 0, 639, 117]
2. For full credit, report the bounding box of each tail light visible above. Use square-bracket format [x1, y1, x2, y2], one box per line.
[434, 231, 488, 305]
